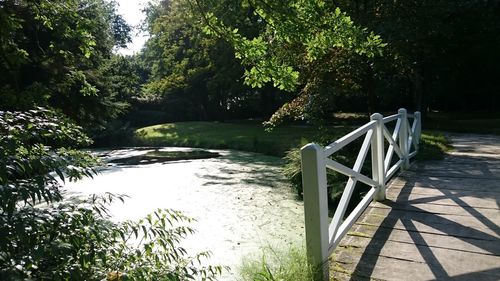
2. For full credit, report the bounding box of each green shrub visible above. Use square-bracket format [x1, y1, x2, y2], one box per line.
[283, 143, 366, 208]
[0, 108, 223, 280]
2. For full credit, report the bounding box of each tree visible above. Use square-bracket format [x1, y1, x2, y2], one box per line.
[141, 0, 282, 122]
[335, 0, 500, 113]
[197, 0, 500, 121]
[98, 54, 150, 105]
[0, 0, 132, 128]
[196, 0, 386, 125]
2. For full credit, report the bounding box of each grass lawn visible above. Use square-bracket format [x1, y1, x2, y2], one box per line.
[417, 131, 453, 160]
[133, 120, 451, 160]
[133, 121, 353, 156]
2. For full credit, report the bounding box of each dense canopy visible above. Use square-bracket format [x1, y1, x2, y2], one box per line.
[0, 0, 498, 278]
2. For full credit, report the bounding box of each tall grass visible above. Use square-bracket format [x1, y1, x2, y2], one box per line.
[238, 246, 320, 281]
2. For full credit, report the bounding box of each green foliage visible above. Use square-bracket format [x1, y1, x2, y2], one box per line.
[197, 0, 386, 125]
[0, 108, 96, 216]
[239, 245, 319, 281]
[0, 108, 99, 279]
[202, 2, 385, 90]
[0, 0, 132, 128]
[141, 0, 266, 122]
[282, 149, 304, 197]
[194, 0, 500, 124]
[99, 55, 150, 104]
[89, 54, 151, 140]
[336, 0, 500, 113]
[0, 108, 223, 280]
[103, 208, 224, 281]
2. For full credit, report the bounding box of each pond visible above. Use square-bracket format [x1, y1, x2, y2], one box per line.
[64, 147, 305, 279]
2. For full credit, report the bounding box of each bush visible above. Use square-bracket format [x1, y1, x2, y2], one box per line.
[282, 149, 304, 197]
[283, 144, 365, 208]
[0, 108, 223, 280]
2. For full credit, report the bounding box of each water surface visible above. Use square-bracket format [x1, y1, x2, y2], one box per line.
[64, 147, 305, 279]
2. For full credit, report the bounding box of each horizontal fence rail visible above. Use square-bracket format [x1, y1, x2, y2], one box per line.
[300, 108, 421, 280]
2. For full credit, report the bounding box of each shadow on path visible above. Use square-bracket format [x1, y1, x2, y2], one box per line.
[347, 134, 500, 280]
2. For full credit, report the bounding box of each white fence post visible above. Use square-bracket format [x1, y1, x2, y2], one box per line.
[398, 108, 410, 169]
[371, 113, 386, 201]
[415, 111, 422, 150]
[301, 143, 329, 280]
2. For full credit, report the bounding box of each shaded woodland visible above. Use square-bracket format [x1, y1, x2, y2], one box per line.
[0, 0, 499, 279]
[2, 0, 498, 134]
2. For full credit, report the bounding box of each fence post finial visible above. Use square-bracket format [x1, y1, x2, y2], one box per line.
[370, 113, 386, 201]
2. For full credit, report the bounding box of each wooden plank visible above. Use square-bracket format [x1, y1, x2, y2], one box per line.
[342, 223, 500, 255]
[341, 238, 500, 277]
[389, 176, 500, 193]
[413, 162, 500, 170]
[333, 249, 500, 281]
[371, 202, 500, 224]
[329, 134, 500, 280]
[415, 156, 499, 163]
[403, 170, 500, 180]
[387, 185, 500, 198]
[361, 207, 500, 240]
[386, 190, 499, 210]
[332, 250, 437, 281]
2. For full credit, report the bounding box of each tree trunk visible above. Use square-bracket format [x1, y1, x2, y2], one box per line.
[365, 64, 376, 115]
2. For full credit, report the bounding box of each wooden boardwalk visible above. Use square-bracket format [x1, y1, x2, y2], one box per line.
[330, 134, 500, 280]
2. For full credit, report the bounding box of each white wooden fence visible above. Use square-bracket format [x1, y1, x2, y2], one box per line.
[300, 108, 421, 279]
